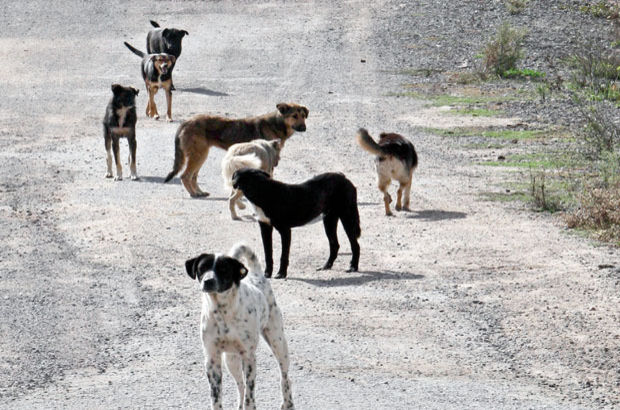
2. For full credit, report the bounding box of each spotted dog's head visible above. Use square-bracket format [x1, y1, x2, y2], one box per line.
[111, 84, 139, 107]
[276, 103, 309, 132]
[150, 53, 176, 75]
[185, 254, 248, 293]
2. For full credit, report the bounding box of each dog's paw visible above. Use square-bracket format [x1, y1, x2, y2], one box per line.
[166, 117, 173, 123]
[191, 192, 210, 198]
[346, 266, 358, 273]
[403, 206, 411, 212]
[154, 114, 160, 120]
[274, 271, 287, 279]
[264, 267, 273, 278]
[385, 211, 393, 216]
[395, 204, 402, 211]
[114, 176, 123, 181]
[317, 263, 333, 271]
[231, 215, 241, 221]
[131, 175, 140, 181]
[105, 172, 113, 178]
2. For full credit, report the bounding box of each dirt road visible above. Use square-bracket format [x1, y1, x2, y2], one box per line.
[1, 1, 618, 409]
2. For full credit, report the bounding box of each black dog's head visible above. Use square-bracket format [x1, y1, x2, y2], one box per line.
[185, 254, 248, 293]
[111, 84, 139, 107]
[231, 168, 270, 192]
[162, 28, 188, 56]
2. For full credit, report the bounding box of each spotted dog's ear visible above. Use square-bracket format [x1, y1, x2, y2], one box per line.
[185, 256, 200, 280]
[276, 103, 291, 115]
[185, 253, 215, 280]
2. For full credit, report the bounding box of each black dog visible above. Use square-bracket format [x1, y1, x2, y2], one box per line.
[147, 20, 188, 90]
[124, 42, 176, 121]
[232, 168, 361, 279]
[103, 84, 139, 180]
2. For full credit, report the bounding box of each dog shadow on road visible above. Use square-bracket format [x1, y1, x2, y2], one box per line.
[405, 209, 466, 221]
[138, 175, 180, 184]
[289, 270, 424, 288]
[177, 87, 229, 97]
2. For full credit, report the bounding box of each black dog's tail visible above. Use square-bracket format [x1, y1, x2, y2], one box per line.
[164, 126, 185, 183]
[356, 128, 385, 157]
[150, 20, 160, 28]
[124, 41, 145, 58]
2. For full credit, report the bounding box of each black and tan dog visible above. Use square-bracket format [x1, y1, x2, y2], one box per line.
[164, 103, 308, 198]
[147, 20, 188, 90]
[103, 84, 139, 181]
[232, 168, 361, 279]
[124, 41, 176, 121]
[356, 128, 418, 216]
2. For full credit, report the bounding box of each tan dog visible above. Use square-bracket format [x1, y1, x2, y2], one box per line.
[164, 103, 308, 197]
[356, 128, 418, 216]
[124, 42, 176, 121]
[221, 139, 281, 220]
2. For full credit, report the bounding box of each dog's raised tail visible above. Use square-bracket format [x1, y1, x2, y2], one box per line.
[229, 244, 262, 274]
[164, 126, 186, 183]
[356, 128, 384, 156]
[150, 20, 160, 28]
[124, 41, 145, 58]
[222, 154, 262, 191]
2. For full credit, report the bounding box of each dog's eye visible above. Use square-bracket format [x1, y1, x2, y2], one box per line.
[293, 114, 298, 119]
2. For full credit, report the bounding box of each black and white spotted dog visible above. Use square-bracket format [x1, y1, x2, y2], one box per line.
[185, 244, 294, 410]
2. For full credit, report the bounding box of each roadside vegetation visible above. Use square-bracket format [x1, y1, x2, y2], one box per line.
[391, 6, 620, 245]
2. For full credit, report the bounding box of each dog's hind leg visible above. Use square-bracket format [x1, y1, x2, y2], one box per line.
[228, 189, 244, 220]
[275, 227, 291, 279]
[262, 317, 294, 410]
[224, 353, 245, 410]
[127, 135, 139, 180]
[402, 179, 412, 211]
[259, 222, 274, 278]
[181, 148, 210, 197]
[318, 213, 339, 271]
[378, 174, 392, 216]
[340, 213, 361, 272]
[395, 183, 404, 211]
[112, 137, 123, 181]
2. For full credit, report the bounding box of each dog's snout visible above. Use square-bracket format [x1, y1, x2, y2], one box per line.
[294, 124, 306, 132]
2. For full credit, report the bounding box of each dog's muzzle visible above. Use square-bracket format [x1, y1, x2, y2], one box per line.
[293, 124, 306, 132]
[199, 271, 218, 293]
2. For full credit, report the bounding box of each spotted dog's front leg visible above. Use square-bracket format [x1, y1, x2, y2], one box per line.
[243, 354, 258, 410]
[205, 349, 223, 410]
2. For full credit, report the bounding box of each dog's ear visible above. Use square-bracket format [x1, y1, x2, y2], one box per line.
[111, 84, 122, 94]
[300, 106, 309, 118]
[276, 103, 291, 115]
[185, 253, 215, 280]
[270, 140, 281, 150]
[131, 87, 139, 96]
[181, 30, 189, 37]
[185, 257, 199, 280]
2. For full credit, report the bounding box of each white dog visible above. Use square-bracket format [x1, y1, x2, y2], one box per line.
[221, 139, 281, 220]
[185, 243, 294, 410]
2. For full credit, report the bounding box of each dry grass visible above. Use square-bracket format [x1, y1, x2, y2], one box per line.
[565, 182, 620, 244]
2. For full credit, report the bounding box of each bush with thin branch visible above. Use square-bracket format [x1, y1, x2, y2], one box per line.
[483, 23, 526, 76]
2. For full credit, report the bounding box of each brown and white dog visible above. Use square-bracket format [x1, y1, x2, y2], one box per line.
[356, 128, 418, 216]
[124, 41, 176, 121]
[221, 139, 281, 220]
[164, 103, 308, 198]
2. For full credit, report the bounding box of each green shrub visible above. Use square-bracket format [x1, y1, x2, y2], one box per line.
[483, 23, 526, 76]
[501, 68, 546, 79]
